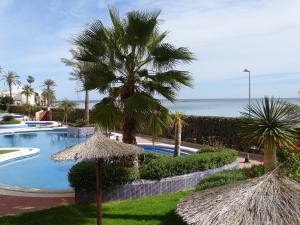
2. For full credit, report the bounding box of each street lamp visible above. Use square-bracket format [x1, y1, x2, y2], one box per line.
[243, 69, 251, 115]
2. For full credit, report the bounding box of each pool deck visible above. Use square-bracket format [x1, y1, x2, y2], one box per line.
[0, 134, 263, 217]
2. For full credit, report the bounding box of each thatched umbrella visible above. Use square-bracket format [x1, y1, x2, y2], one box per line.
[52, 131, 142, 225]
[177, 173, 300, 225]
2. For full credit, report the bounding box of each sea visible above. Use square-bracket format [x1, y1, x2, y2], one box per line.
[74, 98, 300, 118]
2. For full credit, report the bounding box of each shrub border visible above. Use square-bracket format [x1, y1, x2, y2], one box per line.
[75, 161, 239, 204]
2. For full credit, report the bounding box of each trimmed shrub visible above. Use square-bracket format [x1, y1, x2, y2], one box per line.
[138, 152, 171, 165]
[68, 161, 139, 192]
[0, 96, 14, 111]
[140, 149, 237, 180]
[2, 115, 15, 121]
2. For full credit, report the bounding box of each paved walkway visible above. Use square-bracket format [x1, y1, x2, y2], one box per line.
[0, 135, 263, 217]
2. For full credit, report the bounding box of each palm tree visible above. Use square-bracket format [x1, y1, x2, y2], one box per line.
[173, 113, 185, 157]
[21, 85, 34, 104]
[62, 49, 90, 124]
[1, 71, 21, 98]
[27, 75, 35, 87]
[241, 97, 299, 173]
[42, 79, 56, 106]
[73, 8, 194, 144]
[58, 99, 76, 124]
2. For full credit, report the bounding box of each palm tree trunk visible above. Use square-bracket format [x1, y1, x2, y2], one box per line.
[9, 85, 12, 99]
[174, 117, 182, 157]
[122, 112, 137, 144]
[85, 90, 89, 124]
[264, 139, 277, 173]
[26, 95, 29, 104]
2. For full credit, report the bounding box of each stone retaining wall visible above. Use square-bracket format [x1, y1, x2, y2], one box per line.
[67, 126, 95, 137]
[76, 161, 239, 204]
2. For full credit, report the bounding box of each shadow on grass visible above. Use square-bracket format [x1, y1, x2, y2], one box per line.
[0, 205, 184, 225]
[103, 211, 184, 225]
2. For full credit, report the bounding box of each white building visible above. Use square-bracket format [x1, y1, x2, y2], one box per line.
[0, 86, 43, 105]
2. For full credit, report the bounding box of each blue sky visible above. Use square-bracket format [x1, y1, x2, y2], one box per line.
[0, 0, 299, 100]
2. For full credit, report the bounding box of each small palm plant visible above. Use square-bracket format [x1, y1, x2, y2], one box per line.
[59, 100, 76, 124]
[21, 85, 34, 104]
[1, 71, 21, 98]
[241, 97, 299, 173]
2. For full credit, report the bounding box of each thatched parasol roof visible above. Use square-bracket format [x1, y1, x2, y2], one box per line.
[177, 173, 300, 225]
[52, 131, 142, 161]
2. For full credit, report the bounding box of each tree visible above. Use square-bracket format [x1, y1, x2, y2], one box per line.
[73, 8, 194, 144]
[21, 85, 34, 104]
[173, 113, 185, 157]
[27, 75, 35, 87]
[62, 49, 90, 124]
[1, 71, 21, 98]
[241, 97, 299, 173]
[42, 79, 56, 106]
[58, 99, 76, 124]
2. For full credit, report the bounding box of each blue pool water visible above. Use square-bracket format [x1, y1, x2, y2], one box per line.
[0, 131, 183, 190]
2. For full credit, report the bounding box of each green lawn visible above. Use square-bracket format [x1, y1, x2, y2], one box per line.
[0, 191, 190, 225]
[0, 149, 17, 154]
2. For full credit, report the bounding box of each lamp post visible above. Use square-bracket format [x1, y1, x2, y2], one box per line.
[243, 69, 251, 163]
[243, 69, 251, 115]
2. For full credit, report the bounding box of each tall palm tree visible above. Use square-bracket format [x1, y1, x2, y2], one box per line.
[1, 71, 21, 98]
[241, 97, 299, 173]
[21, 85, 34, 104]
[73, 8, 194, 144]
[62, 49, 90, 124]
[58, 99, 76, 124]
[42, 79, 56, 106]
[27, 75, 35, 87]
[173, 113, 185, 157]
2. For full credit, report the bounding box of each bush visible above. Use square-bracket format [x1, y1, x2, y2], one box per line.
[138, 152, 171, 165]
[0, 96, 14, 111]
[2, 115, 15, 121]
[277, 147, 300, 183]
[68, 161, 139, 192]
[140, 149, 237, 180]
[196, 165, 264, 191]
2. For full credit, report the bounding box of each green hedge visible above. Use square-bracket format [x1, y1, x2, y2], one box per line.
[68, 161, 139, 192]
[8, 105, 87, 123]
[140, 149, 237, 180]
[164, 116, 248, 150]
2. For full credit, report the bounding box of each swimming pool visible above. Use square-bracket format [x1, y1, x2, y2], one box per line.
[0, 131, 188, 190]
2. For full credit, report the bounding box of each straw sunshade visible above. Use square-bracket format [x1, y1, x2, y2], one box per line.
[52, 130, 142, 225]
[177, 173, 300, 225]
[52, 130, 142, 161]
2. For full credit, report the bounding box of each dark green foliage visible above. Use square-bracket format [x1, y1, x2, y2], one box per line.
[0, 96, 14, 110]
[277, 147, 300, 183]
[140, 149, 237, 180]
[196, 165, 264, 191]
[138, 152, 171, 165]
[68, 161, 139, 192]
[2, 115, 14, 121]
[69, 119, 90, 127]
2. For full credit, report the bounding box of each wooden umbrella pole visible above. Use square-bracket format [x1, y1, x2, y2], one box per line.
[96, 159, 103, 225]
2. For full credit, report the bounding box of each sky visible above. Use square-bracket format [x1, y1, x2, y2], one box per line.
[0, 0, 299, 100]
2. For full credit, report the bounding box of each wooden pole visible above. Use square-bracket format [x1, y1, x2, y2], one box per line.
[96, 159, 103, 225]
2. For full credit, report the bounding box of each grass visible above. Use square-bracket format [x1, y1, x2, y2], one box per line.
[0, 120, 21, 125]
[0, 149, 17, 154]
[0, 191, 190, 225]
[196, 169, 248, 191]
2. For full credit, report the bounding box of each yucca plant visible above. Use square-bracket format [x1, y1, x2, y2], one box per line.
[72, 8, 194, 144]
[241, 97, 300, 173]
